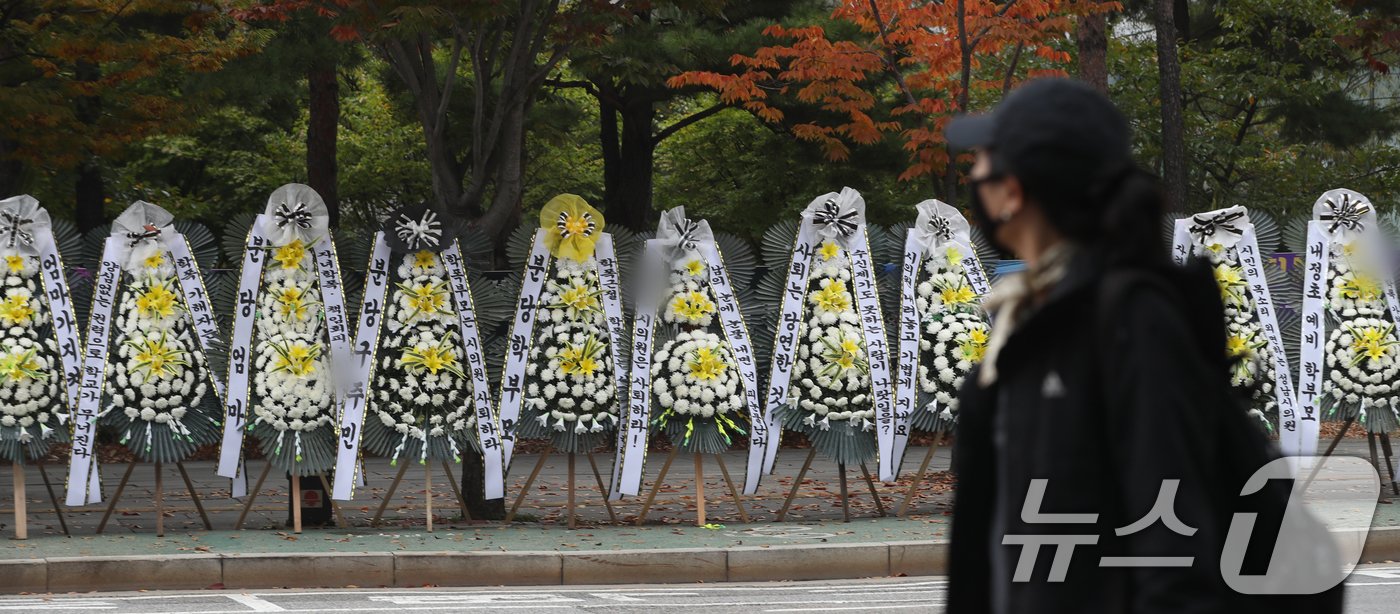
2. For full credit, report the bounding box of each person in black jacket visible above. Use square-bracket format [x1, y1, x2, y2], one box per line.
[942, 79, 1344, 613]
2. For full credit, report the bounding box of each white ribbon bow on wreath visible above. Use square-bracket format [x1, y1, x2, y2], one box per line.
[909, 199, 970, 255]
[1314, 188, 1376, 240]
[0, 195, 50, 256]
[1186, 205, 1251, 250]
[654, 206, 714, 263]
[804, 187, 865, 242]
[263, 183, 330, 247]
[111, 200, 175, 272]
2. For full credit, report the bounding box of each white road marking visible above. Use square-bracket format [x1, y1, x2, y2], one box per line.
[766, 604, 941, 612]
[592, 592, 701, 601]
[226, 594, 285, 612]
[368, 594, 583, 604]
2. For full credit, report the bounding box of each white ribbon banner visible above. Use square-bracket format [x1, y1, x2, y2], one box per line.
[34, 234, 82, 419]
[848, 232, 896, 481]
[1236, 228, 1304, 453]
[595, 234, 628, 438]
[217, 216, 269, 480]
[1296, 221, 1328, 458]
[311, 236, 352, 409]
[701, 242, 767, 494]
[611, 243, 662, 499]
[498, 229, 551, 467]
[441, 240, 506, 500]
[65, 238, 123, 505]
[332, 232, 390, 500]
[161, 233, 226, 400]
[762, 217, 817, 474]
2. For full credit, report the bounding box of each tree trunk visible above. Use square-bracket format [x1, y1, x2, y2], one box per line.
[599, 90, 621, 211]
[1077, 12, 1109, 94]
[74, 60, 103, 231]
[612, 100, 656, 231]
[307, 61, 340, 228]
[0, 139, 21, 198]
[476, 102, 527, 247]
[1153, 0, 1189, 213]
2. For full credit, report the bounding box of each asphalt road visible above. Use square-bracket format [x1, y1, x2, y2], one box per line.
[6, 567, 1400, 613]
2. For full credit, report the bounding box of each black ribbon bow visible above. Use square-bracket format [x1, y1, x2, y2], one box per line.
[1320, 193, 1371, 235]
[274, 202, 314, 229]
[672, 217, 701, 252]
[1188, 209, 1246, 243]
[813, 198, 859, 237]
[126, 224, 162, 247]
[1, 210, 34, 249]
[927, 215, 954, 242]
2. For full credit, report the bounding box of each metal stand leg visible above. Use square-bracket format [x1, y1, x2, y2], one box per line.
[36, 462, 68, 536]
[585, 453, 617, 523]
[235, 462, 273, 530]
[714, 453, 749, 523]
[776, 447, 818, 522]
[859, 462, 886, 517]
[12, 463, 26, 540]
[96, 463, 137, 534]
[506, 447, 552, 523]
[566, 453, 577, 530]
[441, 461, 471, 521]
[1379, 433, 1400, 496]
[635, 445, 682, 525]
[898, 439, 941, 517]
[176, 463, 212, 530]
[372, 461, 411, 527]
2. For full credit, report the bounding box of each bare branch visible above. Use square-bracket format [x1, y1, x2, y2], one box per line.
[653, 104, 727, 144]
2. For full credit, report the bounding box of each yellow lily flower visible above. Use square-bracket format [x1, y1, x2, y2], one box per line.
[4, 255, 26, 274]
[670, 290, 716, 324]
[135, 283, 178, 319]
[541, 194, 604, 262]
[0, 294, 34, 327]
[273, 239, 307, 271]
[559, 336, 606, 377]
[412, 250, 438, 269]
[811, 281, 852, 314]
[687, 346, 728, 381]
[818, 241, 842, 261]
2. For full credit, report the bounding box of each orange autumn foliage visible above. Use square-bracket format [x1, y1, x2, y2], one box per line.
[670, 0, 1116, 181]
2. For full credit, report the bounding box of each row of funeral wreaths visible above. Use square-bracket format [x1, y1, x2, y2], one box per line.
[0, 185, 1395, 508]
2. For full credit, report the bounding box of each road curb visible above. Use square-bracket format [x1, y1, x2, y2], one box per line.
[4, 527, 1398, 593]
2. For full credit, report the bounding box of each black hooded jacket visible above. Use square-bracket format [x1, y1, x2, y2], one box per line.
[946, 253, 1344, 613]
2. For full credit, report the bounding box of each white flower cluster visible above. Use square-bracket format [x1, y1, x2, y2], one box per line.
[538, 257, 606, 327]
[0, 249, 61, 443]
[251, 240, 333, 441]
[1327, 247, 1388, 318]
[368, 251, 476, 462]
[917, 310, 989, 422]
[104, 268, 210, 432]
[790, 242, 873, 430]
[1324, 317, 1400, 416]
[652, 331, 742, 418]
[914, 244, 979, 316]
[1199, 247, 1278, 423]
[524, 321, 617, 436]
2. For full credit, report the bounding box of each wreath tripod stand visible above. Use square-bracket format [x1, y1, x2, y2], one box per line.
[504, 446, 616, 529]
[775, 447, 887, 523]
[371, 460, 472, 531]
[234, 463, 346, 533]
[1316, 415, 1399, 496]
[96, 462, 210, 537]
[633, 446, 749, 526]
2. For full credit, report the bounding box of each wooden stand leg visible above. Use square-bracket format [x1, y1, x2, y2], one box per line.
[694, 453, 706, 527]
[1323, 416, 1356, 457]
[1379, 434, 1400, 496]
[585, 453, 617, 523]
[838, 463, 850, 523]
[425, 463, 433, 533]
[154, 463, 165, 537]
[96, 463, 137, 535]
[175, 463, 212, 530]
[372, 461, 411, 527]
[506, 447, 552, 523]
[317, 474, 347, 528]
[36, 462, 68, 537]
[441, 462, 471, 521]
[635, 445, 682, 525]
[776, 447, 818, 522]
[291, 474, 302, 534]
[235, 462, 273, 530]
[713, 453, 749, 523]
[859, 462, 886, 517]
[566, 453, 577, 530]
[898, 439, 940, 517]
[12, 463, 26, 540]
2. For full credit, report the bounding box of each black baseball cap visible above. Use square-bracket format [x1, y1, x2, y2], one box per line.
[945, 78, 1131, 185]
